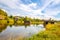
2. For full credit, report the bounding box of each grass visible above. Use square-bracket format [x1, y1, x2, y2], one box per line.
[0, 17, 60, 40]
[26, 23, 60, 40]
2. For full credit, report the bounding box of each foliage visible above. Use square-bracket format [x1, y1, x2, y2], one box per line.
[0, 20, 7, 24]
[7, 18, 14, 25]
[0, 9, 7, 16]
[26, 24, 60, 40]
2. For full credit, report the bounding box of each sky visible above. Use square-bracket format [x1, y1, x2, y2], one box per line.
[0, 0, 60, 20]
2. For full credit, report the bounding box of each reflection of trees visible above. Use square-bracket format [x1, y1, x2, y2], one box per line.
[14, 23, 30, 28]
[36, 23, 40, 26]
[0, 24, 7, 33]
[24, 24, 30, 28]
[9, 25, 12, 27]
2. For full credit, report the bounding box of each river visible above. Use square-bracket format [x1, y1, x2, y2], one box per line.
[0, 24, 45, 40]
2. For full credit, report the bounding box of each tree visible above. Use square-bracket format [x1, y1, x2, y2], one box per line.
[0, 9, 7, 16]
[9, 15, 13, 18]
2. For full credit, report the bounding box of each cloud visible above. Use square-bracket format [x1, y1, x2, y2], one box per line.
[0, 0, 19, 9]
[54, 0, 60, 4]
[0, 0, 60, 20]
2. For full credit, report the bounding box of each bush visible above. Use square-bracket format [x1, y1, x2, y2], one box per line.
[26, 24, 60, 40]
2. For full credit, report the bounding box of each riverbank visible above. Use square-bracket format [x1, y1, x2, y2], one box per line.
[26, 23, 60, 40]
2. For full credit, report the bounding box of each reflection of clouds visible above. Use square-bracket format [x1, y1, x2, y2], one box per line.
[0, 25, 45, 40]
[0, 24, 7, 33]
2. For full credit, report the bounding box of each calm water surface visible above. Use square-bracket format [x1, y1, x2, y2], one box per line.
[0, 24, 45, 40]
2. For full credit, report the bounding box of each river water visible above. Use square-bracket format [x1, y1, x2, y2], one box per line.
[0, 24, 45, 40]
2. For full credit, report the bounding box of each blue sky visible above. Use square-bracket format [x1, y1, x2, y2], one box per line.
[0, 0, 60, 20]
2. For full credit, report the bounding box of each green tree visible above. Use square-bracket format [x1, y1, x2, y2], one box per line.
[0, 9, 7, 16]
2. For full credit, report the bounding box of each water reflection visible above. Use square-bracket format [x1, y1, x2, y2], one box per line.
[0, 24, 7, 33]
[0, 24, 45, 40]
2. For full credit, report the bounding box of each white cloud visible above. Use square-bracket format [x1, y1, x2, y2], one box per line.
[0, 0, 60, 20]
[29, 3, 37, 8]
[0, 0, 19, 9]
[54, 0, 60, 4]
[19, 4, 33, 12]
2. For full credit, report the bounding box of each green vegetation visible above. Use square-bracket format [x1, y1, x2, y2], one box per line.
[0, 9, 44, 25]
[0, 9, 8, 24]
[0, 9, 7, 16]
[26, 23, 60, 40]
[0, 9, 60, 40]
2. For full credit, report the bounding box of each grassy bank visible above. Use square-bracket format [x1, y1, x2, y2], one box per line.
[26, 23, 60, 40]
